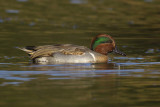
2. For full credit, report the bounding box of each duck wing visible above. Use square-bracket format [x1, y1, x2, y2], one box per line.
[19, 44, 89, 59]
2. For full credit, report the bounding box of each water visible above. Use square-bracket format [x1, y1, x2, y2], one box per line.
[0, 0, 160, 106]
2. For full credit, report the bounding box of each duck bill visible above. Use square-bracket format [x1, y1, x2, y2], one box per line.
[113, 46, 126, 56]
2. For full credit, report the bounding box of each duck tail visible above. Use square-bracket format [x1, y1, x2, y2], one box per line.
[17, 46, 35, 55]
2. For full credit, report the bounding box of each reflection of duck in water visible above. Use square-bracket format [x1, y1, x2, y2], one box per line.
[26, 63, 116, 71]
[18, 34, 126, 64]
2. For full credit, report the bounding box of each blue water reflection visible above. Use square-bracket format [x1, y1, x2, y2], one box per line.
[1, 59, 160, 86]
[70, 0, 88, 4]
[6, 10, 19, 14]
[17, 0, 28, 2]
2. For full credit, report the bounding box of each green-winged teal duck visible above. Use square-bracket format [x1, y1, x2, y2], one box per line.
[19, 34, 126, 64]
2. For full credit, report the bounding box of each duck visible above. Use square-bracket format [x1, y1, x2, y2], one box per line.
[18, 34, 126, 64]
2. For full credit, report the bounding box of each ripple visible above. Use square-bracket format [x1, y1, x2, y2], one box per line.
[117, 62, 160, 66]
[6, 9, 19, 14]
[0, 82, 23, 86]
[0, 69, 144, 81]
[17, 0, 28, 2]
[114, 57, 144, 60]
[70, 0, 88, 4]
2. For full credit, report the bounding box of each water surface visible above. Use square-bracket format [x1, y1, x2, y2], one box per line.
[0, 0, 160, 107]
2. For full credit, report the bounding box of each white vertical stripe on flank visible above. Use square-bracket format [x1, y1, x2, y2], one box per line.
[89, 52, 96, 62]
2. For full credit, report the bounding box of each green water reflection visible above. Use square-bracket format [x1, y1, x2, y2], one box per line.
[0, 0, 160, 107]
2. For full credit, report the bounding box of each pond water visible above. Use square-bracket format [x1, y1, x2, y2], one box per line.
[0, 0, 160, 107]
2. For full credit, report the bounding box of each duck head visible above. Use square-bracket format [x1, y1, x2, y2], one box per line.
[90, 34, 126, 56]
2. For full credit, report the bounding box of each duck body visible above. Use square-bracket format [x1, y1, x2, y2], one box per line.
[20, 44, 108, 64]
[34, 52, 107, 64]
[19, 34, 126, 64]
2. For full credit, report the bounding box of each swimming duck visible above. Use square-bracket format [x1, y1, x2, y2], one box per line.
[19, 34, 126, 64]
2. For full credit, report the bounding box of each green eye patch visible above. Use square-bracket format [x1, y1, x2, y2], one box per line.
[91, 37, 112, 50]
